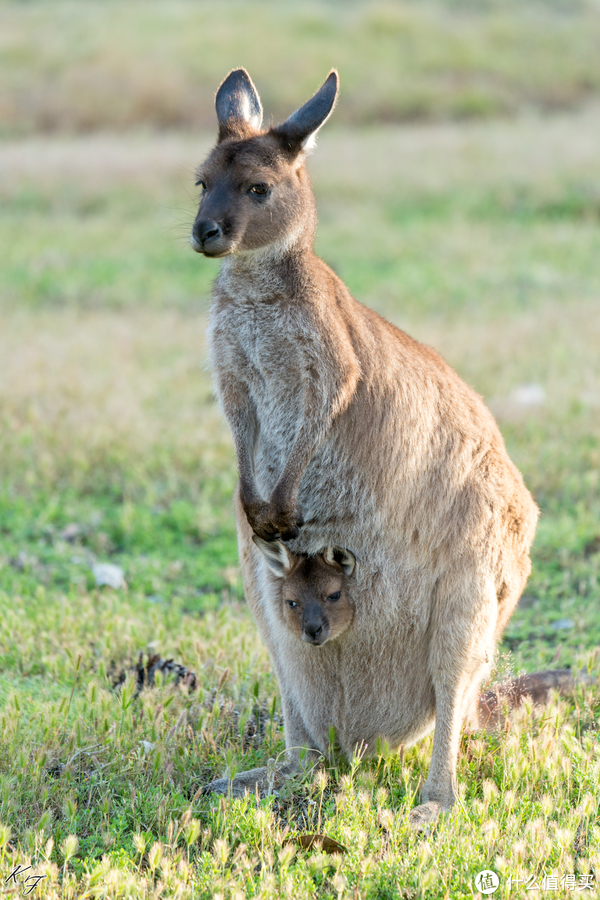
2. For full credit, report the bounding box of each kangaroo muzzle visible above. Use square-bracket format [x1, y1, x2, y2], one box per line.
[302, 605, 330, 645]
[191, 219, 227, 256]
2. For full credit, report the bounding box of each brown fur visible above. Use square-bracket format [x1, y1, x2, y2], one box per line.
[193, 69, 539, 827]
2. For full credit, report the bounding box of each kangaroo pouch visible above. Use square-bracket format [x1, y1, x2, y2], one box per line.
[268, 616, 437, 758]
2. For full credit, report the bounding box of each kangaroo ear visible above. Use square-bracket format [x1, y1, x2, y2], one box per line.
[274, 70, 339, 154]
[216, 68, 263, 140]
[324, 546, 356, 577]
[252, 535, 294, 578]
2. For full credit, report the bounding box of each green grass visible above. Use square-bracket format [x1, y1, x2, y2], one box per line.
[1, 3, 600, 895]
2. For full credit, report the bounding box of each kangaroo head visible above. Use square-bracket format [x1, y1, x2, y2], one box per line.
[252, 537, 355, 646]
[191, 68, 339, 258]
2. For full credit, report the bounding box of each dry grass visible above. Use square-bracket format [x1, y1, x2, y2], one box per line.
[0, 132, 212, 198]
[312, 104, 600, 197]
[2, 102, 600, 195]
[0, 309, 233, 492]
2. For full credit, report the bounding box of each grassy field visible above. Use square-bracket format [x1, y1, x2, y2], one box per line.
[3, 0, 600, 135]
[1, 1, 600, 897]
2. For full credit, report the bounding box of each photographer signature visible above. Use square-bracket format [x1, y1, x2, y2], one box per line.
[4, 864, 47, 895]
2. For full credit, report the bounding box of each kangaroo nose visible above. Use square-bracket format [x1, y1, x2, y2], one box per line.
[304, 622, 323, 641]
[194, 220, 221, 244]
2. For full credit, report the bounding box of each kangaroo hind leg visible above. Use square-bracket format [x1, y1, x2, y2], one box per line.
[409, 575, 498, 831]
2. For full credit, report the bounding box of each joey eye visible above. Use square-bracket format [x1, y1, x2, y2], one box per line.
[249, 183, 268, 195]
[327, 591, 341, 602]
[286, 599, 297, 609]
[195, 180, 207, 191]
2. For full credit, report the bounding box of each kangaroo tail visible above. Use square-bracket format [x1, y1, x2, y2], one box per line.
[471, 669, 594, 732]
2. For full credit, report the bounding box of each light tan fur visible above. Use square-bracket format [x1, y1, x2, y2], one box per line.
[192, 69, 539, 827]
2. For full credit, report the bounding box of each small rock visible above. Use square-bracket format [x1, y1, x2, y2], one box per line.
[92, 562, 125, 589]
[510, 384, 546, 407]
[61, 523, 82, 542]
[550, 618, 575, 631]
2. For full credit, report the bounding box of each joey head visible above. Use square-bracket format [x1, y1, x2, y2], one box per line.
[252, 537, 356, 646]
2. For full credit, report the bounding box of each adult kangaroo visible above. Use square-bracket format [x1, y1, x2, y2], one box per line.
[191, 69, 538, 828]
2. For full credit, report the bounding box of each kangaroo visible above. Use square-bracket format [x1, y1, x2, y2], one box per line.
[192, 68, 539, 828]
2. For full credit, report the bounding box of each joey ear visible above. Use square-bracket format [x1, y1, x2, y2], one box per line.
[323, 546, 356, 577]
[252, 535, 294, 578]
[215, 68, 263, 140]
[274, 70, 339, 154]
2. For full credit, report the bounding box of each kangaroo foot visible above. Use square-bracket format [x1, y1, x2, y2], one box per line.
[408, 800, 445, 833]
[201, 761, 293, 798]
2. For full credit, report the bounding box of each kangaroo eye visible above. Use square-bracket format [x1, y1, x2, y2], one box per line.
[327, 592, 341, 602]
[195, 180, 207, 190]
[250, 183, 268, 195]
[286, 599, 297, 609]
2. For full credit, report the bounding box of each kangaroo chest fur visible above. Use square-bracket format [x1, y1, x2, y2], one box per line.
[210, 285, 307, 493]
[209, 258, 530, 571]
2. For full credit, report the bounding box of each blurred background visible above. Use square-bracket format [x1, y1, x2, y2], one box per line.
[1, 0, 600, 669]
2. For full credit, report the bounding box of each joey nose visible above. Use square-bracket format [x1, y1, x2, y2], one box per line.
[303, 622, 323, 642]
[194, 220, 221, 245]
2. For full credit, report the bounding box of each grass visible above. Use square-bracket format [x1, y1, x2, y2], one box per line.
[1, 2, 600, 895]
[2, 0, 600, 135]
